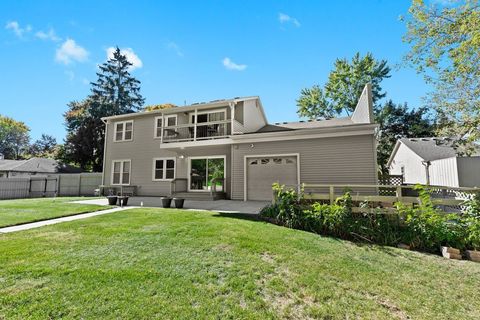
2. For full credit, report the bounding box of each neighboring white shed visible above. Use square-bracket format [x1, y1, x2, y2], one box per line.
[388, 138, 480, 188]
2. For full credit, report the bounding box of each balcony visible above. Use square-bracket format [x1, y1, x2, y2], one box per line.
[161, 120, 231, 143]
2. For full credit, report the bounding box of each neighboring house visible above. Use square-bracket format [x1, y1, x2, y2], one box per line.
[388, 138, 480, 188]
[0, 157, 81, 178]
[101, 84, 378, 201]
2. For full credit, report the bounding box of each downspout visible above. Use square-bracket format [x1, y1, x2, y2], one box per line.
[421, 160, 431, 185]
[101, 118, 108, 187]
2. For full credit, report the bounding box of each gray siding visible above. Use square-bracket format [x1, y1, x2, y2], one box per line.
[231, 134, 377, 200]
[104, 115, 231, 197]
[457, 157, 480, 187]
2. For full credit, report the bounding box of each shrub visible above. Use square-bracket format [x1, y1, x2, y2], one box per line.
[396, 185, 466, 252]
[463, 193, 480, 250]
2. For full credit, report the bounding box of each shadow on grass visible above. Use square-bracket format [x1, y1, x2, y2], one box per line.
[211, 212, 263, 222]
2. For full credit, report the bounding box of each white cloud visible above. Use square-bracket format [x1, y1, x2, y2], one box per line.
[55, 38, 89, 64]
[5, 21, 32, 38]
[222, 57, 247, 71]
[35, 28, 61, 42]
[278, 13, 300, 27]
[106, 47, 143, 71]
[167, 41, 184, 57]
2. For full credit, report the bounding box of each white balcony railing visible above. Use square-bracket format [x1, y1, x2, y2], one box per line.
[161, 120, 231, 143]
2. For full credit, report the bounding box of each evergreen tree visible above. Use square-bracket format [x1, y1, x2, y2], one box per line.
[64, 48, 145, 171]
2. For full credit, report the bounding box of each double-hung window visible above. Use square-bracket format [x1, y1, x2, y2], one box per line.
[112, 160, 131, 185]
[114, 120, 133, 142]
[153, 158, 175, 180]
[155, 115, 177, 138]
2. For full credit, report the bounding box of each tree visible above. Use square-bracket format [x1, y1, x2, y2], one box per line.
[403, 0, 480, 151]
[375, 100, 436, 174]
[0, 115, 30, 159]
[297, 52, 391, 119]
[91, 47, 145, 114]
[64, 48, 145, 171]
[144, 103, 177, 112]
[29, 134, 57, 158]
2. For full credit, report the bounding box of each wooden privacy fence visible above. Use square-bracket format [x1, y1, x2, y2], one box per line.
[299, 184, 479, 213]
[0, 173, 102, 200]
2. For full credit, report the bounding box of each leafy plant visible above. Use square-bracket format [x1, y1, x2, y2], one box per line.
[463, 193, 480, 250]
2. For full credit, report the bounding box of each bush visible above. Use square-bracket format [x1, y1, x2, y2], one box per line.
[463, 192, 480, 250]
[260, 183, 478, 254]
[396, 185, 466, 252]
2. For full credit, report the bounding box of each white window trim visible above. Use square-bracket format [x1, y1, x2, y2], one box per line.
[187, 155, 226, 192]
[154, 115, 177, 138]
[111, 159, 131, 185]
[113, 120, 134, 142]
[152, 157, 176, 181]
[189, 109, 227, 124]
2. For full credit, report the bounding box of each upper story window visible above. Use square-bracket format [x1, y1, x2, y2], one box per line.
[154, 115, 177, 138]
[114, 120, 133, 142]
[112, 160, 131, 185]
[190, 109, 226, 123]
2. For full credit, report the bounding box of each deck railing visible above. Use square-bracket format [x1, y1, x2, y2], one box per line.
[161, 120, 231, 143]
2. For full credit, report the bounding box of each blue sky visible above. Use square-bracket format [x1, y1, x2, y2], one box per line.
[1, 0, 431, 141]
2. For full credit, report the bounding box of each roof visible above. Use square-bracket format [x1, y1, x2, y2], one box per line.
[388, 137, 480, 165]
[101, 96, 263, 121]
[0, 158, 82, 174]
[255, 117, 354, 133]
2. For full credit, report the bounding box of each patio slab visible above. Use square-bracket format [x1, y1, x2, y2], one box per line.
[71, 197, 269, 214]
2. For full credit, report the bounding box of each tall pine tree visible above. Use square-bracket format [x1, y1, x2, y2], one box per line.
[64, 48, 145, 171]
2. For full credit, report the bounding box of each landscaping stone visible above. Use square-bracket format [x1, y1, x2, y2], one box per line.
[465, 250, 480, 262]
[397, 243, 411, 250]
[441, 246, 462, 260]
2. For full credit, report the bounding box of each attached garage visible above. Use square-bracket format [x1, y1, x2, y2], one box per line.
[245, 154, 299, 201]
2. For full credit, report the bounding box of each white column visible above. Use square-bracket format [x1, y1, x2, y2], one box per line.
[193, 109, 198, 141]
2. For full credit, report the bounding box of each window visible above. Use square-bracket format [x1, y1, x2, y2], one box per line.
[190, 109, 226, 123]
[154, 115, 177, 138]
[112, 160, 131, 185]
[260, 158, 270, 165]
[153, 158, 176, 180]
[114, 120, 133, 142]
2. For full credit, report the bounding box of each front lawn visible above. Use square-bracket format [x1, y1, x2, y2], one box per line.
[1, 208, 479, 319]
[0, 197, 110, 227]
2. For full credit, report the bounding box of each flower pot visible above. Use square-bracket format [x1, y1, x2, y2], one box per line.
[161, 197, 172, 208]
[440, 246, 462, 260]
[466, 250, 480, 262]
[119, 196, 129, 206]
[173, 198, 185, 209]
[107, 196, 118, 206]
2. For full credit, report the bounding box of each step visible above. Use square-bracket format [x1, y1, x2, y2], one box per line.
[172, 192, 226, 201]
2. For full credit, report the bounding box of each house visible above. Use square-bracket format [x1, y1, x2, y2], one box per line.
[101, 84, 378, 201]
[0, 157, 81, 178]
[388, 138, 480, 188]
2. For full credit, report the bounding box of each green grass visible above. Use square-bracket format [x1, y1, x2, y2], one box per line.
[0, 197, 110, 227]
[1, 208, 479, 319]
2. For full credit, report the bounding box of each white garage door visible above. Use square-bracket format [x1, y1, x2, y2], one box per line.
[246, 156, 298, 201]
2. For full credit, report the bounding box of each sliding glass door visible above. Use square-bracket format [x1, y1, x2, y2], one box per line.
[189, 157, 225, 192]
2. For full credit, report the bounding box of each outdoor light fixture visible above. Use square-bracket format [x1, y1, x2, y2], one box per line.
[178, 155, 185, 159]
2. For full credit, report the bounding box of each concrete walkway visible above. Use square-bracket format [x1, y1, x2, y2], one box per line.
[0, 207, 133, 234]
[71, 197, 269, 214]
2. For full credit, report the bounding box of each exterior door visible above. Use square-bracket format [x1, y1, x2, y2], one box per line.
[189, 157, 225, 192]
[246, 156, 298, 201]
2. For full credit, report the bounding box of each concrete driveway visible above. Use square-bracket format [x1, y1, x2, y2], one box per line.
[71, 197, 269, 214]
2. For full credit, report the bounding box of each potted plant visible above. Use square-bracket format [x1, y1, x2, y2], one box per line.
[106, 190, 118, 206]
[173, 198, 185, 209]
[118, 196, 129, 207]
[160, 197, 172, 208]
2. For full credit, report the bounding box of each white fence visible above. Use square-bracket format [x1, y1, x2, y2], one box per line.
[0, 173, 102, 200]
